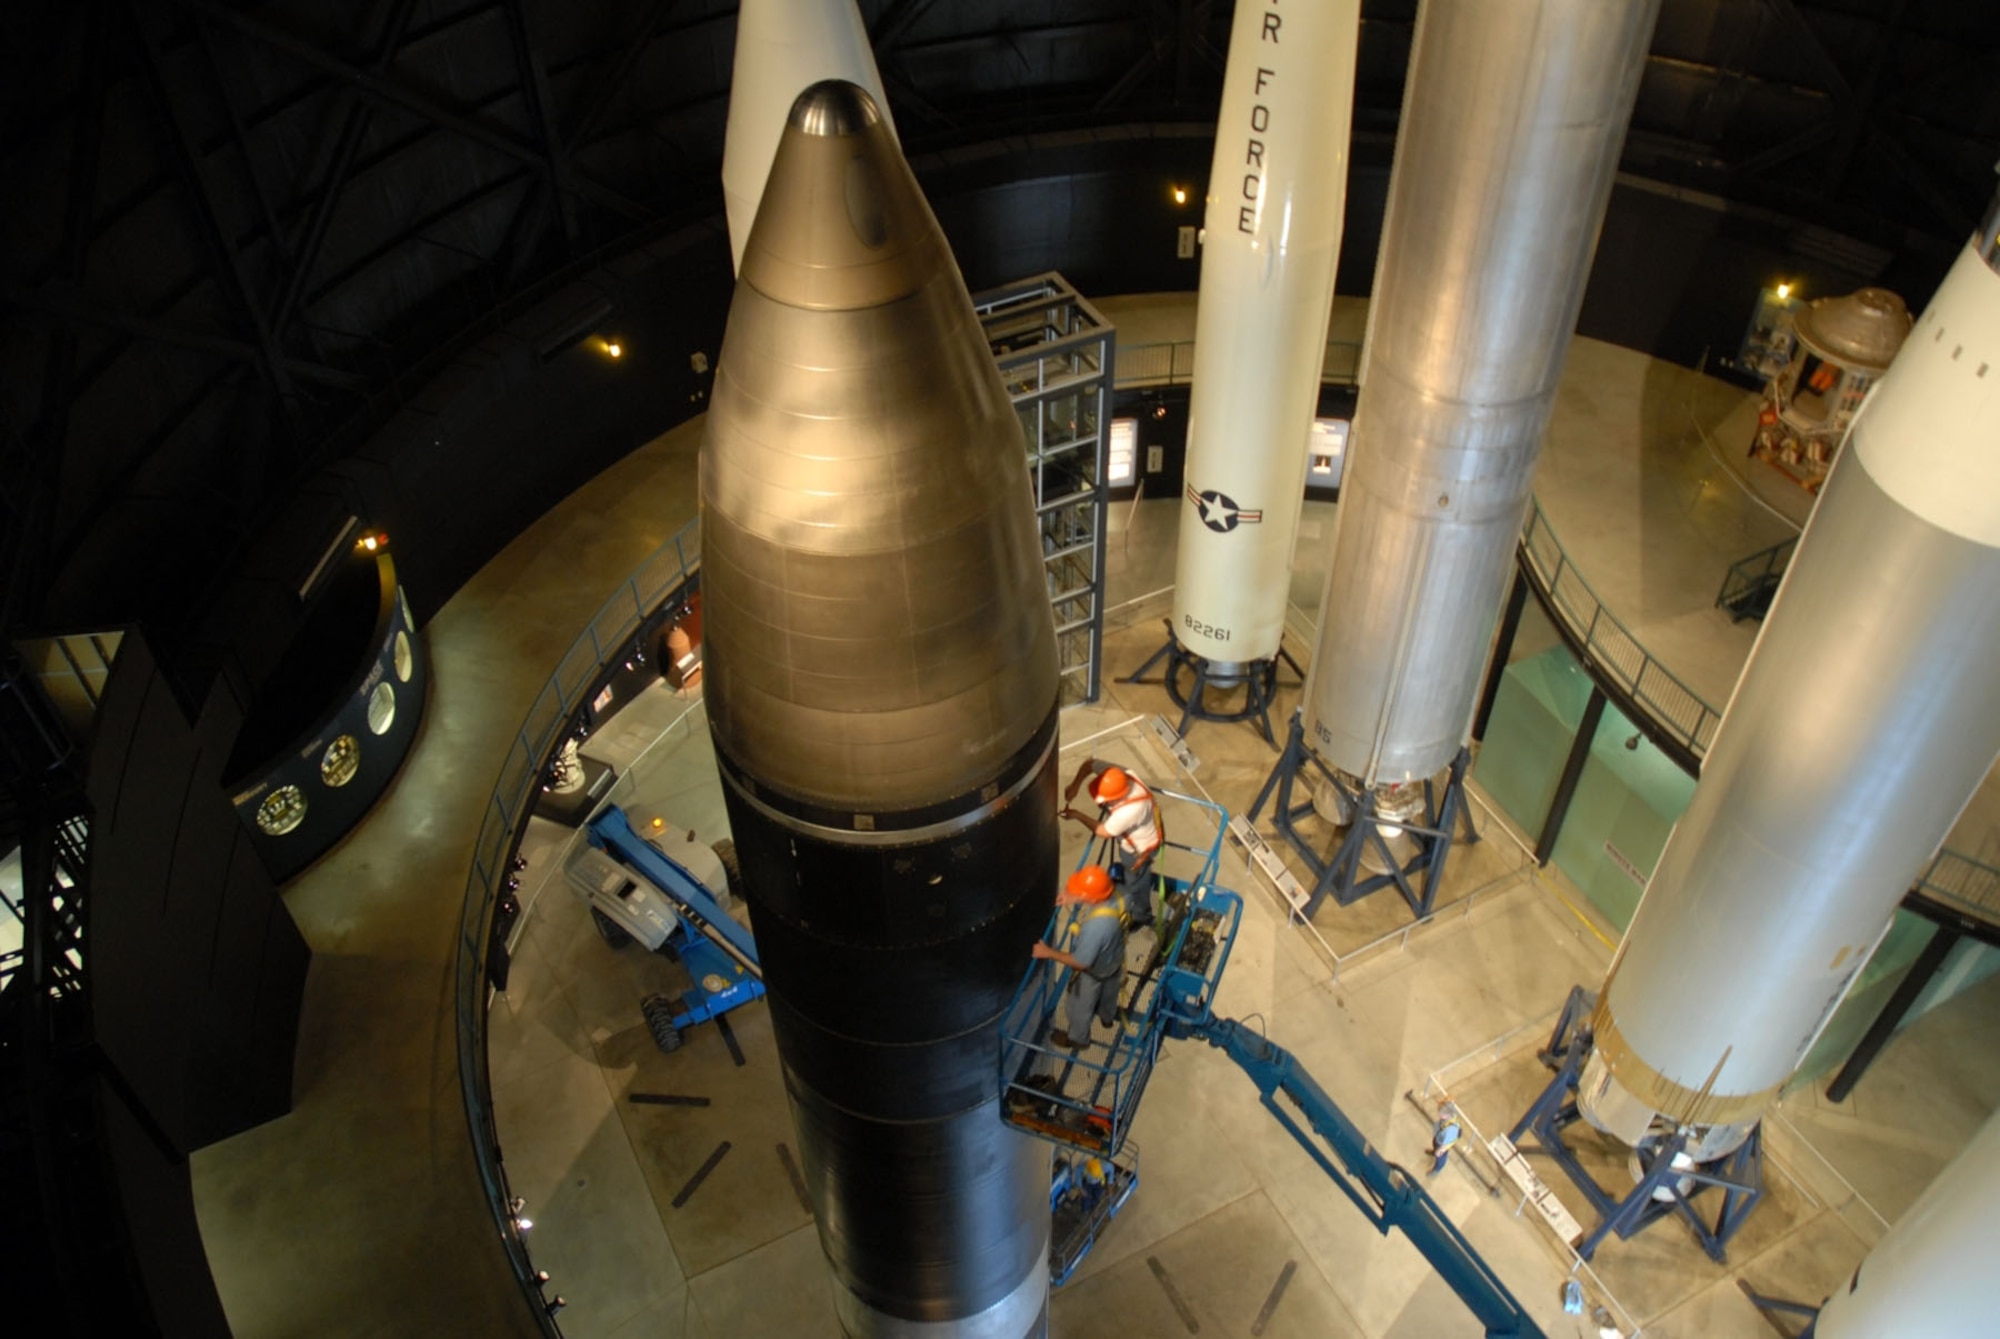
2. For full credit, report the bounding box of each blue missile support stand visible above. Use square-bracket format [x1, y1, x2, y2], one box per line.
[588, 806, 765, 1051]
[1122, 622, 1301, 747]
[1248, 709, 1476, 920]
[1508, 986, 1764, 1264]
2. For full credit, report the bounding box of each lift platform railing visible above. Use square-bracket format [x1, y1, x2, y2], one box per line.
[999, 884, 1243, 1159]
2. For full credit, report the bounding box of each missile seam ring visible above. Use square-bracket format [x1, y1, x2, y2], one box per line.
[1589, 1006, 1781, 1128]
[712, 716, 1058, 847]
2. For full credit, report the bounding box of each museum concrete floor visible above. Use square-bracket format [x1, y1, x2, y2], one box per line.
[189, 295, 2000, 1338]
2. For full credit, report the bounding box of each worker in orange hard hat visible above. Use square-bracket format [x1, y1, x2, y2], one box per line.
[1061, 759, 1163, 928]
[1030, 864, 1128, 1050]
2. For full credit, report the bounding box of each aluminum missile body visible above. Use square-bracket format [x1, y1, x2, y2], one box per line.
[1584, 202, 2000, 1147]
[1171, 0, 1359, 672]
[700, 81, 1058, 1337]
[1813, 1110, 2000, 1337]
[722, 0, 895, 272]
[1302, 0, 1660, 784]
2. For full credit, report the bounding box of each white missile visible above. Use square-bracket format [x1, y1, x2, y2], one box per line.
[1583, 196, 2000, 1152]
[722, 0, 895, 271]
[1170, 0, 1360, 675]
[1813, 1109, 2000, 1337]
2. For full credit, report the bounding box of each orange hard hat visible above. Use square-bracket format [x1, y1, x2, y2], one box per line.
[1096, 766, 1130, 800]
[1064, 865, 1113, 902]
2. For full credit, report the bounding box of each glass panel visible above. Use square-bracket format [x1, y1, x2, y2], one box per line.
[1471, 642, 1597, 850]
[1548, 697, 1697, 932]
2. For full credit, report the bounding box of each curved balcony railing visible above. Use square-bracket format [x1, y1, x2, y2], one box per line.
[1519, 498, 1722, 765]
[1115, 337, 1362, 388]
[453, 520, 699, 1338]
[1520, 498, 2000, 930]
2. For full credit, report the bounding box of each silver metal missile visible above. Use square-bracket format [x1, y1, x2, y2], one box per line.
[1302, 0, 1661, 785]
[1583, 192, 2000, 1148]
[699, 80, 1059, 1337]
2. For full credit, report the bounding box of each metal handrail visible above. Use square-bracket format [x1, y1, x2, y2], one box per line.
[1114, 337, 1361, 389]
[453, 519, 700, 1338]
[1715, 536, 1797, 618]
[1521, 499, 2000, 930]
[1916, 848, 2000, 925]
[1520, 499, 1723, 760]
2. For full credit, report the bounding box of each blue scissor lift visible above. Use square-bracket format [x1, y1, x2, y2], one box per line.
[1000, 791, 1548, 1338]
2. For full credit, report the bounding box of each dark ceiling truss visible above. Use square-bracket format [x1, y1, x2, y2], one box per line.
[5, 2, 111, 624]
[3, 0, 1998, 644]
[48, 365, 246, 577]
[260, 0, 425, 350]
[560, 0, 686, 157]
[133, 3, 309, 441]
[172, 0, 653, 222]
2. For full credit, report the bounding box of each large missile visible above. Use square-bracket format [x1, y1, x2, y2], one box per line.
[1170, 0, 1359, 675]
[1581, 195, 2000, 1151]
[722, 0, 895, 271]
[1813, 1110, 2000, 1337]
[1302, 0, 1659, 785]
[700, 82, 1059, 1337]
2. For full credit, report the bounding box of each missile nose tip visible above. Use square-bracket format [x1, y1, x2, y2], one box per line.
[789, 79, 882, 137]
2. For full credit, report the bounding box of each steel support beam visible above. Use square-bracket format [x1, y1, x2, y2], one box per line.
[1472, 569, 1530, 745]
[300, 168, 534, 309]
[268, 0, 423, 340]
[871, 0, 943, 51]
[170, 0, 652, 222]
[7, 288, 363, 390]
[131, 3, 306, 449]
[502, 0, 578, 246]
[1535, 686, 1605, 867]
[1826, 923, 1962, 1103]
[563, 0, 679, 154]
[1823, 0, 1913, 195]
[8, 0, 109, 627]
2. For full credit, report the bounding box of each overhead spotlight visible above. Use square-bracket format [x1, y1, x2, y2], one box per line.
[534, 1271, 550, 1286]
[509, 1197, 534, 1232]
[1774, 282, 1792, 300]
[1171, 184, 1188, 205]
[356, 532, 389, 553]
[604, 338, 624, 359]
[546, 1297, 568, 1317]
[1152, 403, 1168, 420]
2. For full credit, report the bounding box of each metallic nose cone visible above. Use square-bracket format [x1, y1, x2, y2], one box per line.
[790, 75, 881, 136]
[700, 79, 1058, 1337]
[706, 79, 1057, 813]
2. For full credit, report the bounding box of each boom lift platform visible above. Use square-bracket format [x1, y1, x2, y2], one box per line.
[584, 805, 764, 1053]
[1000, 791, 1546, 1338]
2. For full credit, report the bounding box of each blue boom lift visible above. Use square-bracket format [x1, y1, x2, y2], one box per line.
[1000, 790, 1545, 1338]
[584, 805, 765, 1053]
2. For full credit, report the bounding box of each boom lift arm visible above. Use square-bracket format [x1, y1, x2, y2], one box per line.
[1172, 1015, 1545, 1339]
